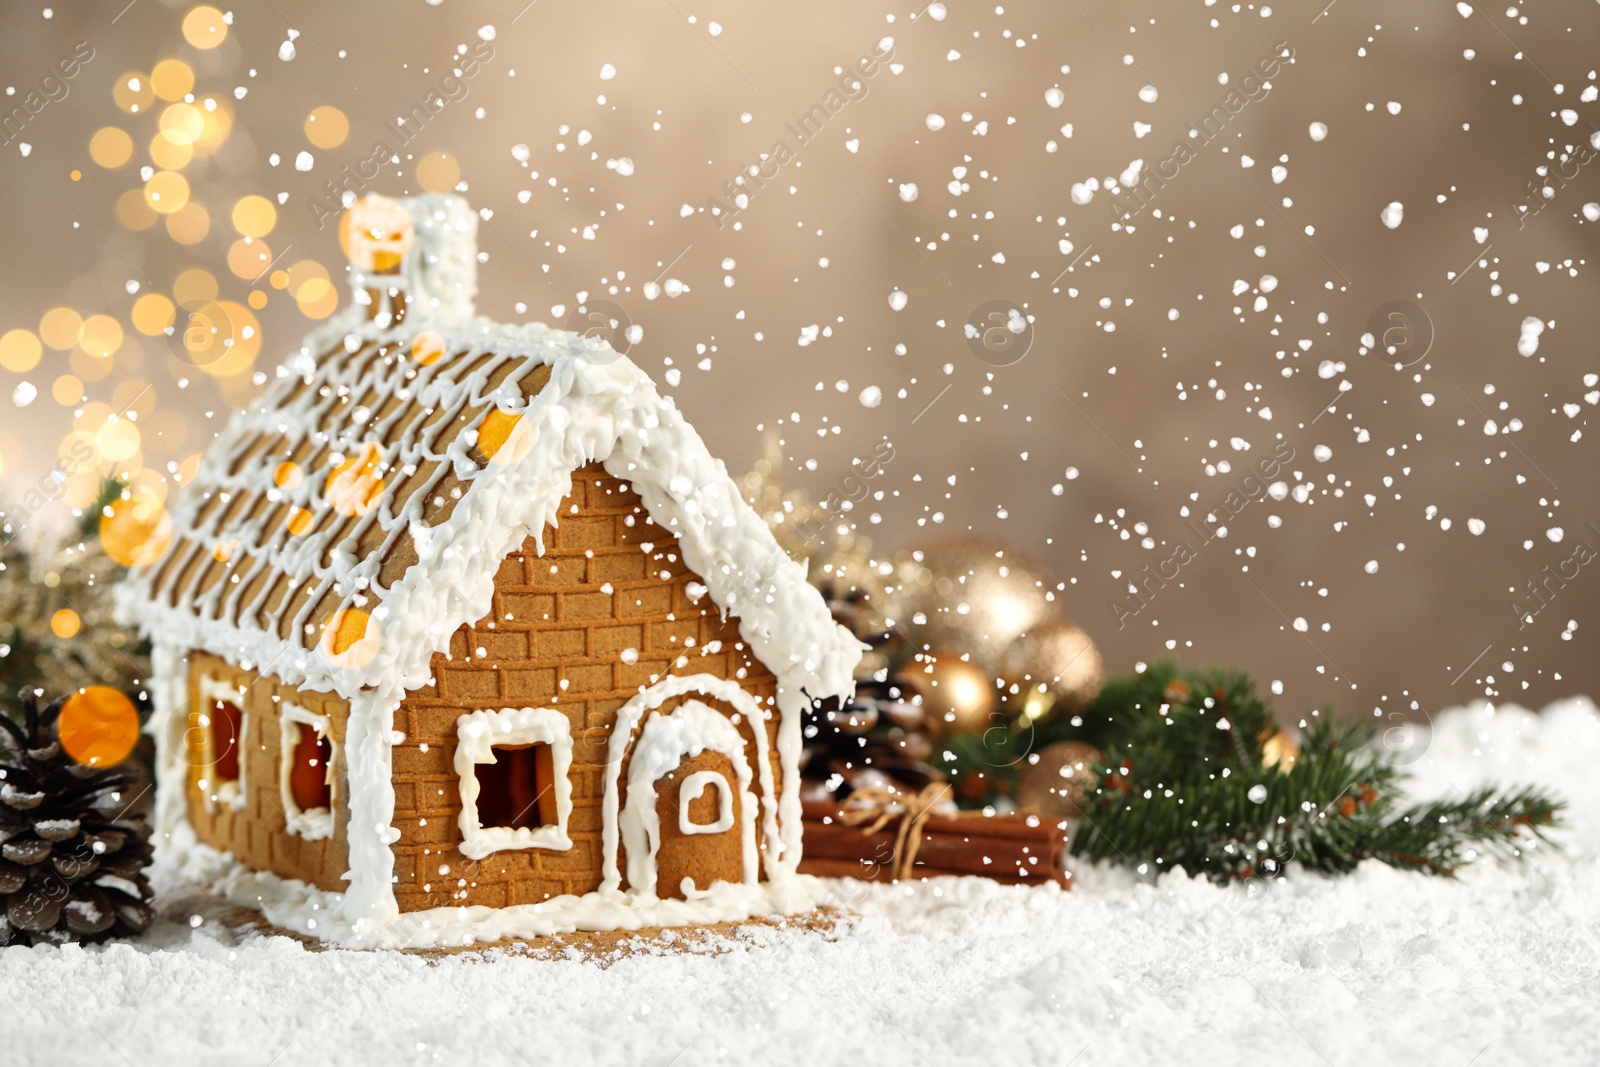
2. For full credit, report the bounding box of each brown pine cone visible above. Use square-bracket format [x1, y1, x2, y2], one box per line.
[0, 690, 155, 945]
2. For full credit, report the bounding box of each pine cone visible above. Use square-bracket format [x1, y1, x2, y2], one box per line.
[0, 690, 155, 945]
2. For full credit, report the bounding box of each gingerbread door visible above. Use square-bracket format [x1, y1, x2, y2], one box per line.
[653, 750, 745, 898]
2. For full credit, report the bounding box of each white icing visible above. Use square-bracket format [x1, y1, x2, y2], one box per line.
[679, 770, 735, 836]
[277, 702, 336, 842]
[623, 700, 758, 896]
[119, 193, 862, 944]
[453, 707, 574, 860]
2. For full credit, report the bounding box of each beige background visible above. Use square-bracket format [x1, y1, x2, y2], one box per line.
[1, 0, 1597, 727]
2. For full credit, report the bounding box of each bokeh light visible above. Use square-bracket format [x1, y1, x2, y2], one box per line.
[131, 294, 176, 336]
[305, 106, 349, 149]
[113, 72, 153, 114]
[150, 131, 194, 170]
[52, 375, 83, 406]
[89, 127, 134, 169]
[231, 195, 276, 238]
[416, 151, 461, 192]
[174, 268, 218, 306]
[182, 5, 229, 49]
[79, 315, 124, 358]
[115, 188, 158, 230]
[100, 491, 173, 567]
[39, 307, 83, 351]
[0, 329, 42, 372]
[144, 170, 190, 215]
[165, 201, 211, 245]
[228, 237, 272, 279]
[50, 609, 81, 639]
[150, 58, 195, 102]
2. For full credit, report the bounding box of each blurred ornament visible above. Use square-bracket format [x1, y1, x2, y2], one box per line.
[99, 493, 173, 569]
[58, 686, 141, 767]
[340, 194, 414, 274]
[1262, 728, 1300, 773]
[1014, 740, 1103, 819]
[1001, 619, 1105, 715]
[899, 652, 995, 738]
[881, 539, 1054, 672]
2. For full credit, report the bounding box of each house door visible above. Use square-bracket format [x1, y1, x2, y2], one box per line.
[652, 749, 744, 899]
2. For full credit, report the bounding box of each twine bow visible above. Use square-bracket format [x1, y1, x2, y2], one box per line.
[838, 782, 953, 882]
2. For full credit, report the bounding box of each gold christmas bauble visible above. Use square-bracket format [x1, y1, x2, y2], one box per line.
[1014, 740, 1103, 819]
[882, 539, 1055, 672]
[59, 686, 141, 767]
[898, 652, 995, 738]
[1000, 619, 1105, 714]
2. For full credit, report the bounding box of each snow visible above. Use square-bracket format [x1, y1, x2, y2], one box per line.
[7, 698, 1600, 1064]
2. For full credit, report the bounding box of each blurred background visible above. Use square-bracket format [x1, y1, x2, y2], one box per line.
[0, 0, 1596, 726]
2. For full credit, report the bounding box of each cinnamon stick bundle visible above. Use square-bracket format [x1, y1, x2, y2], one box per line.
[797, 798, 1070, 888]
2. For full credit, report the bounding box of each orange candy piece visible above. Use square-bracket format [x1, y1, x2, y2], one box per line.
[58, 686, 140, 767]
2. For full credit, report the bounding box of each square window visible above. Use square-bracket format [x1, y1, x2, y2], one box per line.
[455, 707, 574, 860]
[474, 743, 558, 830]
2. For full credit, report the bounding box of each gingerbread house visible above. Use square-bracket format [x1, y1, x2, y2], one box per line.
[116, 193, 862, 947]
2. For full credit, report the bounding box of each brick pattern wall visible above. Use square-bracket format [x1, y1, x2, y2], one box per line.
[184, 651, 351, 892]
[389, 463, 780, 912]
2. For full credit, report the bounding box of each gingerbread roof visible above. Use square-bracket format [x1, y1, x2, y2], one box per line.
[116, 194, 862, 708]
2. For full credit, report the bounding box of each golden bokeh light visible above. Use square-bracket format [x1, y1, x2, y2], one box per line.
[144, 170, 190, 215]
[286, 506, 314, 536]
[227, 236, 272, 279]
[116, 188, 159, 230]
[194, 299, 260, 378]
[274, 461, 303, 490]
[269, 269, 289, 290]
[416, 151, 461, 193]
[59, 687, 141, 767]
[192, 98, 234, 153]
[89, 127, 134, 169]
[296, 277, 338, 319]
[0, 329, 42, 372]
[231, 194, 276, 238]
[150, 131, 195, 170]
[132, 293, 176, 336]
[113, 71, 154, 114]
[51, 609, 82, 639]
[159, 102, 205, 147]
[247, 290, 268, 310]
[79, 314, 124, 358]
[174, 267, 219, 306]
[182, 5, 229, 49]
[305, 106, 349, 149]
[151, 58, 195, 102]
[100, 492, 173, 567]
[285, 259, 330, 298]
[39, 307, 83, 350]
[166, 201, 211, 244]
[52, 375, 83, 406]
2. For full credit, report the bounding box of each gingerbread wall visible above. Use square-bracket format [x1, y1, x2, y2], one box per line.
[184, 651, 351, 892]
[388, 463, 781, 912]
